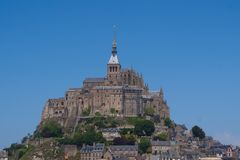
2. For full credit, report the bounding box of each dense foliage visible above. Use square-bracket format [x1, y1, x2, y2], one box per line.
[191, 125, 206, 139]
[144, 106, 155, 116]
[5, 143, 33, 159]
[127, 117, 145, 125]
[38, 120, 63, 138]
[153, 132, 168, 141]
[110, 108, 116, 115]
[82, 107, 91, 116]
[164, 117, 175, 128]
[113, 135, 136, 145]
[138, 137, 151, 154]
[86, 116, 120, 129]
[59, 126, 106, 146]
[134, 119, 155, 136]
[119, 128, 134, 135]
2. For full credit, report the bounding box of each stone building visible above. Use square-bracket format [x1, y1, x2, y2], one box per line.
[64, 145, 78, 159]
[0, 150, 8, 160]
[108, 145, 138, 159]
[41, 35, 170, 128]
[80, 143, 105, 160]
[151, 140, 180, 157]
[100, 128, 121, 141]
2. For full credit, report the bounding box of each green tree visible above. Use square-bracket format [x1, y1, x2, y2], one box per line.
[94, 120, 106, 128]
[5, 143, 25, 157]
[144, 106, 155, 116]
[164, 117, 173, 128]
[110, 108, 116, 115]
[92, 116, 119, 129]
[134, 120, 155, 136]
[113, 135, 136, 145]
[153, 132, 168, 141]
[139, 137, 151, 154]
[71, 127, 106, 146]
[39, 120, 63, 138]
[127, 117, 145, 125]
[191, 125, 206, 140]
[82, 107, 91, 116]
[120, 128, 134, 135]
[95, 112, 101, 117]
[21, 136, 28, 144]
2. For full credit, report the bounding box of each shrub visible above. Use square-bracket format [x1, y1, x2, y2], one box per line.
[153, 132, 168, 141]
[82, 107, 91, 116]
[144, 106, 155, 116]
[164, 117, 175, 128]
[39, 120, 63, 138]
[191, 125, 205, 140]
[120, 128, 134, 135]
[113, 135, 136, 145]
[134, 119, 155, 136]
[127, 117, 145, 125]
[60, 127, 106, 146]
[139, 137, 151, 154]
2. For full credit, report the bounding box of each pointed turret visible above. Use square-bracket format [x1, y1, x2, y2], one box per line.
[112, 32, 117, 56]
[108, 28, 119, 64]
[107, 31, 121, 83]
[160, 88, 164, 99]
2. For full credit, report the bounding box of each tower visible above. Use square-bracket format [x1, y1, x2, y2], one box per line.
[107, 33, 121, 84]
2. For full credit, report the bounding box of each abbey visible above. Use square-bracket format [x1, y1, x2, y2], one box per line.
[41, 36, 170, 128]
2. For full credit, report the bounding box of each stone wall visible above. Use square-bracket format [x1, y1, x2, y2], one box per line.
[41, 65, 170, 128]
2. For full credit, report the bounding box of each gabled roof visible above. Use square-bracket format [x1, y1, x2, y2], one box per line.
[80, 143, 105, 153]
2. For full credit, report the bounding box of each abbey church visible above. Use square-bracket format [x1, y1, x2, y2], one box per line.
[41, 36, 170, 128]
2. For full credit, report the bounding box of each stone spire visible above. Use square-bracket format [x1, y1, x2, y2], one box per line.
[112, 30, 117, 56]
[160, 88, 164, 98]
[108, 29, 119, 64]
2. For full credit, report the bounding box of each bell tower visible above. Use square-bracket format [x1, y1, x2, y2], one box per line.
[107, 33, 121, 84]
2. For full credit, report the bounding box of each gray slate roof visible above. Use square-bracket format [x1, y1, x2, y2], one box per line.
[151, 140, 171, 146]
[110, 145, 138, 152]
[84, 78, 106, 83]
[80, 143, 105, 153]
[101, 128, 120, 132]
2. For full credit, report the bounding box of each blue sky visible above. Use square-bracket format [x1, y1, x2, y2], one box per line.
[0, 0, 240, 148]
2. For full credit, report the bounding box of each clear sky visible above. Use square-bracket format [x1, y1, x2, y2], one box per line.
[0, 0, 240, 149]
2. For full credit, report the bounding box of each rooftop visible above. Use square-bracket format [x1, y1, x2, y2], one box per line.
[110, 145, 138, 152]
[151, 140, 171, 146]
[84, 78, 106, 83]
[101, 128, 120, 132]
[80, 143, 105, 153]
[108, 54, 119, 64]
